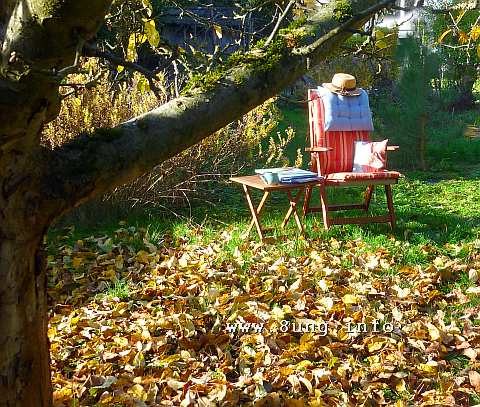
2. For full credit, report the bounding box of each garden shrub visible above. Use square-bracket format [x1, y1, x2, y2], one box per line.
[43, 60, 293, 211]
[372, 37, 440, 170]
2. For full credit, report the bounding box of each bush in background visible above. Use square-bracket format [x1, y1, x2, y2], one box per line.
[43, 61, 293, 215]
[372, 37, 440, 170]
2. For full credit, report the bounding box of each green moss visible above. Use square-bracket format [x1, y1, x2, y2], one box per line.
[287, 16, 307, 30]
[182, 69, 226, 94]
[333, 0, 353, 23]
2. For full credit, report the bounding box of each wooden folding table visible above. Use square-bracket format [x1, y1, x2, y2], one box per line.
[230, 175, 323, 242]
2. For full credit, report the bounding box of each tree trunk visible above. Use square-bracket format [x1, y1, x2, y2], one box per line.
[0, 222, 51, 406]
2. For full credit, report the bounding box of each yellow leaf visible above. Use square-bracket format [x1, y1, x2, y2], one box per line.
[113, 302, 129, 317]
[418, 360, 438, 375]
[53, 387, 73, 401]
[426, 322, 441, 341]
[128, 383, 147, 401]
[438, 29, 452, 44]
[280, 366, 294, 376]
[459, 31, 469, 44]
[115, 255, 124, 270]
[213, 25, 223, 39]
[455, 9, 467, 24]
[133, 350, 145, 368]
[374, 29, 385, 39]
[72, 257, 83, 269]
[366, 337, 388, 353]
[271, 306, 285, 321]
[470, 25, 480, 41]
[136, 250, 150, 264]
[295, 360, 313, 371]
[102, 266, 117, 282]
[144, 19, 160, 48]
[117, 65, 124, 73]
[113, 336, 129, 347]
[337, 326, 350, 341]
[342, 294, 360, 305]
[127, 33, 147, 62]
[396, 379, 406, 392]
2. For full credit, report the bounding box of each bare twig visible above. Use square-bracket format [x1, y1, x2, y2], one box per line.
[263, 0, 296, 48]
[60, 71, 104, 99]
[83, 43, 164, 99]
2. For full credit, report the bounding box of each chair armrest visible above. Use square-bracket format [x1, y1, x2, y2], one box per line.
[387, 145, 399, 151]
[305, 146, 333, 153]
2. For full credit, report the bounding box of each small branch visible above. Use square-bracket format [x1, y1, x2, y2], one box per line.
[293, 0, 395, 57]
[60, 71, 104, 99]
[83, 43, 164, 99]
[263, 0, 296, 49]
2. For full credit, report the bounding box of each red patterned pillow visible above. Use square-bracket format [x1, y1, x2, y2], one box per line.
[352, 140, 388, 173]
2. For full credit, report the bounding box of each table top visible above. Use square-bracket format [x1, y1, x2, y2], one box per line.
[230, 175, 323, 191]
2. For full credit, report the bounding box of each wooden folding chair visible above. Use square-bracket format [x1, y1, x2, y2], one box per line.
[303, 89, 401, 229]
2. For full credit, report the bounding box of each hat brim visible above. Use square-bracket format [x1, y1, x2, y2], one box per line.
[322, 82, 361, 97]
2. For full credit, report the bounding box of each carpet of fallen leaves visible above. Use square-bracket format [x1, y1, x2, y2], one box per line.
[47, 225, 480, 406]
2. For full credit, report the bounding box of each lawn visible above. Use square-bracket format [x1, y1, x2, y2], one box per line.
[47, 106, 480, 406]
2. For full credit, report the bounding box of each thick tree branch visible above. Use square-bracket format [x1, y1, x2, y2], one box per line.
[0, 0, 112, 147]
[43, 0, 395, 215]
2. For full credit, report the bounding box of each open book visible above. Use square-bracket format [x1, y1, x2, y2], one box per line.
[255, 168, 323, 184]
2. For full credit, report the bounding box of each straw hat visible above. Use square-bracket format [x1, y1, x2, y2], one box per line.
[322, 73, 361, 96]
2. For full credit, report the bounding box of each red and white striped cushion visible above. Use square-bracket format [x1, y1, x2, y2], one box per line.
[325, 171, 401, 185]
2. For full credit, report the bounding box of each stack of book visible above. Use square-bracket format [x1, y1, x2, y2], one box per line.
[255, 168, 323, 184]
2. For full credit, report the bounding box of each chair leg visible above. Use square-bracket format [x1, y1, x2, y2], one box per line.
[384, 185, 396, 229]
[319, 184, 330, 230]
[303, 186, 312, 217]
[364, 185, 374, 212]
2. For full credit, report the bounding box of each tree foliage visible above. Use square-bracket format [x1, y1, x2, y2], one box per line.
[431, 1, 480, 108]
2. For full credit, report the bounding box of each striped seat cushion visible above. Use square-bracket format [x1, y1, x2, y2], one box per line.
[326, 171, 401, 185]
[308, 89, 370, 175]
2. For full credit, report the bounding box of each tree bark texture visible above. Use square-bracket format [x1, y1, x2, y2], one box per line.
[0, 234, 51, 407]
[0, 1, 394, 405]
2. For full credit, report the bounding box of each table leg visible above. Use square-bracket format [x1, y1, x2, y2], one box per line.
[281, 189, 305, 234]
[246, 191, 269, 235]
[242, 185, 266, 241]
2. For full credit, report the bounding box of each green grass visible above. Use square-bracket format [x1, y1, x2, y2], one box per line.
[98, 279, 132, 301]
[52, 102, 479, 248]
